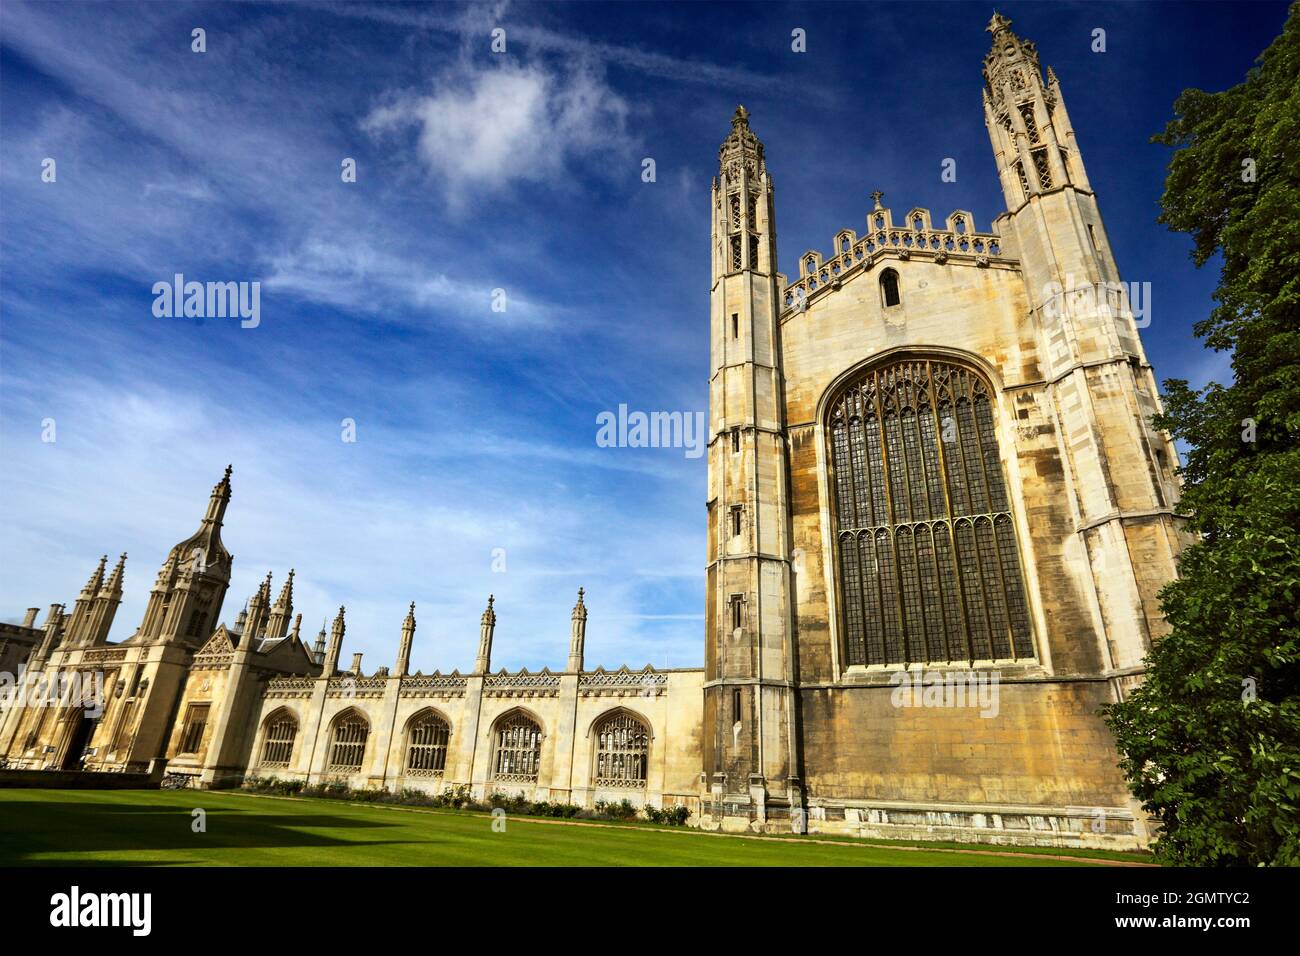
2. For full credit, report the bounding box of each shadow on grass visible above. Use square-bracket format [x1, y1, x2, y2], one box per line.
[0, 799, 426, 865]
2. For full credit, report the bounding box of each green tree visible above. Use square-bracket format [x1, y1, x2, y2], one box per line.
[1103, 5, 1300, 866]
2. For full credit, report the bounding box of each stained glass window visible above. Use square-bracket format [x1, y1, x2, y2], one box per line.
[827, 358, 1035, 665]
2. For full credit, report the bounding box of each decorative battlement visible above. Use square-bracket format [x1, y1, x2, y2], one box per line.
[579, 665, 669, 698]
[265, 676, 315, 699]
[261, 665, 677, 702]
[326, 675, 386, 698]
[399, 671, 469, 697]
[484, 667, 562, 698]
[779, 203, 1016, 316]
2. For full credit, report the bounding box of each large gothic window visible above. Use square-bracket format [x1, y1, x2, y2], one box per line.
[491, 711, 542, 784]
[593, 711, 649, 789]
[259, 711, 297, 768]
[827, 358, 1034, 666]
[406, 711, 450, 777]
[327, 711, 368, 772]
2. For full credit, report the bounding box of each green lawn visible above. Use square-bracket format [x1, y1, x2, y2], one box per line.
[0, 789, 1116, 866]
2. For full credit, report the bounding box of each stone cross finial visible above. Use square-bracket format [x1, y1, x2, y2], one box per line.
[871, 190, 885, 210]
[986, 12, 1012, 34]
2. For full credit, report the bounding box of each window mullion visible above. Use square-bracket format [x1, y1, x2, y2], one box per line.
[872, 372, 908, 664]
[928, 363, 975, 663]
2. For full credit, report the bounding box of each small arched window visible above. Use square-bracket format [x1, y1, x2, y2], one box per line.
[260, 712, 297, 768]
[492, 711, 542, 783]
[880, 269, 901, 307]
[406, 711, 450, 777]
[593, 711, 649, 789]
[327, 712, 368, 771]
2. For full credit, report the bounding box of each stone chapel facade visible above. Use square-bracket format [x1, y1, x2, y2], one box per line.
[702, 13, 1187, 847]
[0, 16, 1184, 851]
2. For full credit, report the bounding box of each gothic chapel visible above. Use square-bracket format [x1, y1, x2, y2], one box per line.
[0, 16, 1185, 850]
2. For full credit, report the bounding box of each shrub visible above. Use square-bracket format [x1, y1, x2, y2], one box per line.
[594, 799, 638, 820]
[644, 803, 691, 826]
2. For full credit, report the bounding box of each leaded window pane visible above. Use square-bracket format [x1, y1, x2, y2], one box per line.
[492, 712, 541, 783]
[859, 532, 885, 665]
[260, 714, 296, 768]
[827, 359, 1035, 666]
[594, 712, 649, 789]
[406, 713, 450, 776]
[328, 715, 368, 771]
[841, 532, 866, 665]
[977, 517, 1012, 658]
[901, 406, 929, 520]
[832, 421, 855, 528]
[996, 515, 1034, 657]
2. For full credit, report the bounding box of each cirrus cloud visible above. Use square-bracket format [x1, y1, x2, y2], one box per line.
[363, 62, 630, 206]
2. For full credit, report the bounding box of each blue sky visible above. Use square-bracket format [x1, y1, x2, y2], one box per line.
[0, 0, 1289, 674]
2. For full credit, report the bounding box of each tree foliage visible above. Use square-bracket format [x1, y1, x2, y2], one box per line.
[1103, 5, 1300, 866]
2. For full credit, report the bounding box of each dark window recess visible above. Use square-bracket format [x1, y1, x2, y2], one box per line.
[881, 269, 901, 307]
[179, 704, 210, 755]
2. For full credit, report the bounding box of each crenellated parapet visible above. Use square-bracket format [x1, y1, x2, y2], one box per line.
[264, 676, 316, 699]
[484, 667, 562, 698]
[579, 665, 669, 698]
[399, 671, 469, 698]
[326, 675, 386, 698]
[779, 202, 1016, 317]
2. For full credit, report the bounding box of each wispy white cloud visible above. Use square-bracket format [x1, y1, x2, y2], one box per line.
[313, 0, 783, 92]
[363, 61, 630, 207]
[262, 237, 555, 330]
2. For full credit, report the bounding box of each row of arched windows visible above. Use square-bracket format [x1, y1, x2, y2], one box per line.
[258, 707, 650, 788]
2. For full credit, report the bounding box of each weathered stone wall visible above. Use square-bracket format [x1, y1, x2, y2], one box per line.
[796, 679, 1128, 808]
[229, 667, 705, 812]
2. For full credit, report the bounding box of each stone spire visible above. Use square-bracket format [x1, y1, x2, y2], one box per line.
[567, 587, 588, 673]
[84, 555, 108, 594]
[203, 464, 234, 528]
[138, 466, 235, 644]
[289, 613, 302, 646]
[982, 10, 1087, 199]
[322, 606, 345, 676]
[474, 595, 495, 674]
[312, 620, 327, 665]
[240, 573, 272, 648]
[102, 552, 126, 594]
[266, 569, 295, 639]
[396, 602, 416, 677]
[85, 553, 126, 645]
[33, 603, 66, 662]
[65, 555, 107, 645]
[715, 105, 773, 277]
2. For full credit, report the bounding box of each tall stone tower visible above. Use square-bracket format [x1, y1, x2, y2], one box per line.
[136, 465, 234, 647]
[704, 107, 800, 822]
[982, 13, 1184, 675]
